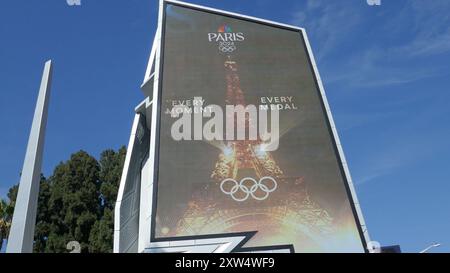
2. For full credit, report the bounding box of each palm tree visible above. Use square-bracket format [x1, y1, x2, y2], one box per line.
[0, 199, 12, 250]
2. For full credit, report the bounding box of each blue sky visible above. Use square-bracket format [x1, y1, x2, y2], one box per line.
[1, 0, 449, 253]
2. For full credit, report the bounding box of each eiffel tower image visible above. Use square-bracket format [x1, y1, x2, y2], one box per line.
[211, 56, 282, 181]
[163, 55, 337, 251]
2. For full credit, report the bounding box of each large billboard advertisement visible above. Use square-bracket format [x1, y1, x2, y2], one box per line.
[152, 2, 366, 252]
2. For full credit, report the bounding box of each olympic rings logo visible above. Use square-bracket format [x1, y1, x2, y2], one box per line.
[220, 177, 277, 202]
[219, 45, 236, 53]
[218, 41, 236, 53]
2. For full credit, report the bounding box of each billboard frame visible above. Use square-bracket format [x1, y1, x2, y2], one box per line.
[143, 0, 370, 253]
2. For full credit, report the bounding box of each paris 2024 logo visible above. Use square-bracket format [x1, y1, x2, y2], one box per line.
[208, 25, 245, 53]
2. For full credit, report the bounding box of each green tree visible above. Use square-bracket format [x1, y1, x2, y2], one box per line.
[98, 146, 126, 210]
[3, 147, 126, 253]
[46, 151, 101, 253]
[89, 146, 126, 252]
[7, 185, 18, 210]
[88, 207, 114, 253]
[0, 184, 18, 250]
[0, 199, 11, 250]
[33, 177, 52, 252]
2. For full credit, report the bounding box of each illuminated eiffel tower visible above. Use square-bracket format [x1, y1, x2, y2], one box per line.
[163, 55, 336, 250]
[211, 56, 283, 185]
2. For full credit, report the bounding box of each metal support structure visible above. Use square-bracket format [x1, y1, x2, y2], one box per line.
[6, 60, 53, 253]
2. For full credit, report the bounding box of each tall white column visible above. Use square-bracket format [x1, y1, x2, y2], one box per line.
[6, 60, 53, 253]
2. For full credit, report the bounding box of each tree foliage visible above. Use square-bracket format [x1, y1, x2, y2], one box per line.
[0, 199, 11, 250]
[1, 147, 126, 253]
[0, 182, 18, 250]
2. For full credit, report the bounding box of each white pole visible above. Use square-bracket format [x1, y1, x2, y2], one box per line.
[6, 60, 53, 253]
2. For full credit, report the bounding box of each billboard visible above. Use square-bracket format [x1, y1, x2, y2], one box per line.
[151, 1, 367, 253]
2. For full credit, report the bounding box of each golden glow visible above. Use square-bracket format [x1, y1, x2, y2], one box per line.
[159, 56, 356, 252]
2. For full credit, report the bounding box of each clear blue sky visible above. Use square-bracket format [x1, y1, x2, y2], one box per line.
[1, 0, 449, 253]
